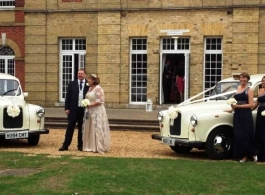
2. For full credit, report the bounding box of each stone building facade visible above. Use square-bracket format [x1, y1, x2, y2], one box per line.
[0, 0, 25, 89]
[3, 0, 265, 108]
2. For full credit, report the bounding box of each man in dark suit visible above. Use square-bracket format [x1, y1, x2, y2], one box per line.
[59, 68, 89, 151]
[163, 59, 172, 104]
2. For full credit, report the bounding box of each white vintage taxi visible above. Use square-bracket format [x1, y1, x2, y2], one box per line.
[0, 73, 49, 145]
[152, 74, 264, 160]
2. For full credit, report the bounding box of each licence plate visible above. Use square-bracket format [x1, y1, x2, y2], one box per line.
[162, 137, 175, 146]
[5, 131, 28, 139]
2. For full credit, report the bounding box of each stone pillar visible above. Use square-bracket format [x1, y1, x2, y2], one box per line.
[97, 12, 121, 108]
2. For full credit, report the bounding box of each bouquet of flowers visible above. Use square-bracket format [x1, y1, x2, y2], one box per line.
[227, 98, 237, 105]
[81, 99, 90, 107]
[261, 110, 265, 116]
[7, 104, 20, 118]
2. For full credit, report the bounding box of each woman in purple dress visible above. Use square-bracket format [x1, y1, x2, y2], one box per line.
[231, 72, 257, 163]
[253, 76, 265, 162]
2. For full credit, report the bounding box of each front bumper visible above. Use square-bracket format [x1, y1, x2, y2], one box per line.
[152, 134, 203, 148]
[0, 128, 49, 138]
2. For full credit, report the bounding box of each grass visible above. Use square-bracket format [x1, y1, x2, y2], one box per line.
[0, 152, 264, 195]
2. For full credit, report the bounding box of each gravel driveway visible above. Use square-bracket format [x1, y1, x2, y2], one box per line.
[0, 129, 207, 160]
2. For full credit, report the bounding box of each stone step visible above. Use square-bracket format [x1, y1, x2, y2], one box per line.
[45, 117, 160, 131]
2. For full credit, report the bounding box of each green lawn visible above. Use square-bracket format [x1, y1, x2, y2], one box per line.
[0, 152, 264, 195]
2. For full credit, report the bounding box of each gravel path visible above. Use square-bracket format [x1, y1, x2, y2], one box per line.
[0, 129, 207, 160]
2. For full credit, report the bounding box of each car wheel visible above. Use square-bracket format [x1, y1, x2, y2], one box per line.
[205, 126, 233, 160]
[170, 145, 192, 154]
[28, 135, 40, 146]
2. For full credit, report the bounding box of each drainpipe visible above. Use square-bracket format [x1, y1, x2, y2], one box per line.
[45, 0, 47, 106]
[119, 6, 122, 105]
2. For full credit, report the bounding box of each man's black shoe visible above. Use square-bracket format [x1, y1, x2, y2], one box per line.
[78, 147, 82, 151]
[59, 146, 68, 151]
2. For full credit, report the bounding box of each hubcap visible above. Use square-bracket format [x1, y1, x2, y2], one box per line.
[213, 134, 231, 153]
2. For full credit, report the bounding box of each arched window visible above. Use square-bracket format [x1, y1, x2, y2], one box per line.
[0, 45, 15, 75]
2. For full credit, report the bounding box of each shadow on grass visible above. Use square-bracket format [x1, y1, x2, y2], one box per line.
[151, 148, 209, 161]
[0, 139, 35, 148]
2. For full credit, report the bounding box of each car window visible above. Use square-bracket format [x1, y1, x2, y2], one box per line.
[253, 82, 261, 98]
[211, 82, 239, 96]
[0, 79, 21, 96]
[210, 82, 251, 100]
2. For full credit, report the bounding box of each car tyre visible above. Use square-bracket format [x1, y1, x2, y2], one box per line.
[205, 127, 233, 160]
[170, 145, 192, 154]
[28, 135, 40, 146]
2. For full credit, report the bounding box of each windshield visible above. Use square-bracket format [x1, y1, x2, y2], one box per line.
[210, 82, 252, 99]
[0, 79, 21, 96]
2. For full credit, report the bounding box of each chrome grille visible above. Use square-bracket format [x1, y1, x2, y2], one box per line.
[3, 107, 23, 128]
[169, 113, 181, 136]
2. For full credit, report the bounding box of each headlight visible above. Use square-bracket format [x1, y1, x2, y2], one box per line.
[36, 107, 45, 118]
[190, 115, 197, 126]
[157, 112, 163, 122]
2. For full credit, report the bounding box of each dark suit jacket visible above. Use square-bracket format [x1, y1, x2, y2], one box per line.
[163, 65, 172, 86]
[65, 79, 89, 120]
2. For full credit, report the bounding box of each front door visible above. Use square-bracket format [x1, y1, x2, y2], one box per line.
[159, 38, 190, 105]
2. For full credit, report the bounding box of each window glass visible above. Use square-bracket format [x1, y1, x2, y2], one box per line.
[0, 0, 15, 7]
[0, 79, 21, 96]
[204, 38, 223, 97]
[130, 38, 147, 103]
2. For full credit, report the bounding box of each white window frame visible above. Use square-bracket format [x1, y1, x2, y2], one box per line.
[59, 38, 86, 102]
[0, 45, 15, 76]
[203, 37, 223, 97]
[129, 38, 148, 104]
[0, 57, 15, 75]
[161, 37, 190, 52]
[0, 0, 15, 9]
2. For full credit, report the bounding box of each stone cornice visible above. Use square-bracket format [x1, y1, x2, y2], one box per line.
[23, 4, 265, 13]
[0, 23, 25, 27]
[14, 57, 25, 61]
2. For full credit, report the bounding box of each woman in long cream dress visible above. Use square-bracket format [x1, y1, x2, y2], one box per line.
[82, 74, 111, 153]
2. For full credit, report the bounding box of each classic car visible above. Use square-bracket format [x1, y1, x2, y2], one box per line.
[152, 74, 264, 160]
[0, 73, 49, 145]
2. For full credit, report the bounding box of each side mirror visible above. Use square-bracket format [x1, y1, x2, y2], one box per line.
[23, 92, 29, 97]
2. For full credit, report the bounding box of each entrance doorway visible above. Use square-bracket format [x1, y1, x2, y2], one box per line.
[159, 37, 190, 105]
[160, 53, 190, 104]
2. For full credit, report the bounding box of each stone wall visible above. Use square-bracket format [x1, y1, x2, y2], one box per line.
[23, 0, 265, 107]
[259, 9, 265, 73]
[0, 1, 25, 89]
[25, 12, 98, 105]
[24, 0, 265, 10]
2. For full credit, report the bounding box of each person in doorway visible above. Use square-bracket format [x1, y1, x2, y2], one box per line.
[163, 59, 172, 104]
[59, 68, 89, 151]
[82, 74, 111, 153]
[175, 61, 185, 103]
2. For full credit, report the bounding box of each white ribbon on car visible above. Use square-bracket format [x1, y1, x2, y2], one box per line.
[167, 88, 237, 126]
[168, 106, 179, 126]
[178, 88, 237, 107]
